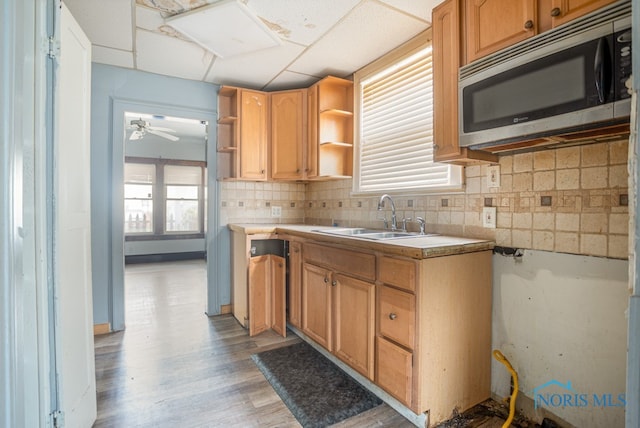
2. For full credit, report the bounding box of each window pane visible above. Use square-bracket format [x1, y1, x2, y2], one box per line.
[165, 165, 201, 185]
[166, 185, 198, 200]
[166, 200, 199, 232]
[124, 199, 153, 233]
[125, 184, 153, 199]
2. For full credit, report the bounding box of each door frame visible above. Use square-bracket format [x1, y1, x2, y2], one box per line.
[108, 99, 221, 331]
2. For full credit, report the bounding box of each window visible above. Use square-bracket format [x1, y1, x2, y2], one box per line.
[124, 158, 205, 239]
[124, 163, 155, 234]
[354, 32, 462, 194]
[165, 165, 201, 232]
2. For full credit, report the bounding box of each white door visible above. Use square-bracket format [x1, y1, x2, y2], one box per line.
[53, 4, 96, 427]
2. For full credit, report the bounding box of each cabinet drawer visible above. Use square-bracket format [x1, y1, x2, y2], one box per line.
[303, 243, 375, 281]
[379, 285, 415, 349]
[379, 256, 416, 292]
[376, 337, 412, 407]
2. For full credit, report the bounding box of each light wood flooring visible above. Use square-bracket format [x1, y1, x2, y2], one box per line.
[93, 260, 413, 428]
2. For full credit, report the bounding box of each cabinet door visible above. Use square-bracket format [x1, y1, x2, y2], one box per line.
[249, 255, 270, 336]
[465, 0, 536, 63]
[379, 285, 416, 350]
[549, 0, 616, 27]
[306, 85, 319, 179]
[288, 241, 302, 328]
[333, 274, 375, 380]
[302, 263, 332, 350]
[376, 337, 413, 407]
[270, 255, 286, 337]
[433, 0, 462, 161]
[239, 90, 268, 180]
[271, 90, 305, 180]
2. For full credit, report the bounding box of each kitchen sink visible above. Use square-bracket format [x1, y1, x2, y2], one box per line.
[312, 228, 435, 240]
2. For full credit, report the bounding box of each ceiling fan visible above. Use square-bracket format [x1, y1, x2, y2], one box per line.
[128, 118, 179, 142]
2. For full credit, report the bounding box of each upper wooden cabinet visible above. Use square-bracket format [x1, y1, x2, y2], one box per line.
[217, 87, 268, 181]
[463, 0, 619, 64]
[271, 89, 306, 180]
[464, 0, 537, 64]
[432, 0, 498, 164]
[308, 76, 354, 179]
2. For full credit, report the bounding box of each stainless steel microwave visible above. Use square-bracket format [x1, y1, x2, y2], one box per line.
[458, 1, 631, 150]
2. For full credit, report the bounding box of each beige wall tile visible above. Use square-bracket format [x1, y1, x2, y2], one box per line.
[466, 176, 481, 194]
[581, 143, 608, 167]
[609, 165, 628, 188]
[608, 235, 628, 259]
[533, 213, 554, 230]
[513, 173, 533, 192]
[497, 212, 512, 228]
[580, 213, 608, 233]
[555, 232, 579, 254]
[499, 156, 513, 174]
[513, 212, 532, 229]
[556, 169, 580, 190]
[556, 213, 580, 232]
[534, 150, 555, 171]
[512, 229, 532, 248]
[533, 231, 554, 251]
[513, 153, 533, 173]
[609, 213, 628, 235]
[533, 171, 555, 191]
[580, 233, 607, 257]
[609, 140, 628, 165]
[495, 228, 512, 247]
[556, 146, 580, 169]
[466, 165, 481, 177]
[581, 167, 608, 189]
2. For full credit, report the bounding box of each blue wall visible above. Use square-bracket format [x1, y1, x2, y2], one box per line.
[90, 64, 224, 326]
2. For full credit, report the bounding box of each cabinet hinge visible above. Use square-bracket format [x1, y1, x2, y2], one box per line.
[51, 410, 64, 428]
[48, 36, 60, 59]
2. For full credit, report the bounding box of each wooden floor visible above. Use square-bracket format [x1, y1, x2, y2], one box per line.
[94, 260, 413, 428]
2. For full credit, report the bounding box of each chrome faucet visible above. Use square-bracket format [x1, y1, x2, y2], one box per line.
[377, 194, 397, 231]
[416, 217, 426, 235]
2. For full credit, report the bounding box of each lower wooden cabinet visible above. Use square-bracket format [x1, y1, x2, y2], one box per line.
[248, 254, 285, 336]
[302, 243, 376, 380]
[287, 241, 303, 328]
[376, 336, 413, 406]
[302, 262, 333, 350]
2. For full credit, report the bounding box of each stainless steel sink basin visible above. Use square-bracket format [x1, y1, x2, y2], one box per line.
[312, 228, 382, 236]
[312, 228, 431, 240]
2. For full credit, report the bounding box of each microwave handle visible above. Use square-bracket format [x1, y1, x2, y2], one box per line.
[594, 37, 610, 104]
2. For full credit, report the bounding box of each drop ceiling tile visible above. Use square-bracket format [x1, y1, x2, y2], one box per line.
[263, 71, 322, 91]
[378, 0, 435, 23]
[248, 0, 361, 46]
[136, 5, 165, 31]
[136, 30, 214, 81]
[288, 0, 428, 77]
[205, 41, 305, 89]
[92, 45, 134, 69]
[63, 0, 133, 51]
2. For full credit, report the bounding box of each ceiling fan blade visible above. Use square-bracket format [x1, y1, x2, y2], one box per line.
[129, 130, 144, 140]
[148, 128, 179, 141]
[148, 125, 176, 133]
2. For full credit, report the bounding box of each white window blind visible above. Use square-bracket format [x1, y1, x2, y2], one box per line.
[357, 46, 459, 193]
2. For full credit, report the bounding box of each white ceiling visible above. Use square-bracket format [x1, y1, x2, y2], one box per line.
[63, 0, 441, 91]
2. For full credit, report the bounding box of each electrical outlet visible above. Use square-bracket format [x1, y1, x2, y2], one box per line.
[483, 207, 497, 228]
[271, 206, 282, 217]
[487, 165, 500, 188]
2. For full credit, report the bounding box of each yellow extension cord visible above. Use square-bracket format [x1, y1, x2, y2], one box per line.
[493, 350, 518, 428]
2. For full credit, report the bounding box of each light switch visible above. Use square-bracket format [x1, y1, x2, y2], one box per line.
[483, 207, 497, 228]
[487, 165, 500, 188]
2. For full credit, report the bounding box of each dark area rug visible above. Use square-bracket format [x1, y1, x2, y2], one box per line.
[251, 341, 382, 427]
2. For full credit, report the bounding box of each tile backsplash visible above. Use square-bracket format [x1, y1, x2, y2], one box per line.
[221, 140, 629, 259]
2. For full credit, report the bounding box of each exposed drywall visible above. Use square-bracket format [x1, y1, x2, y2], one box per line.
[90, 64, 219, 327]
[492, 250, 628, 428]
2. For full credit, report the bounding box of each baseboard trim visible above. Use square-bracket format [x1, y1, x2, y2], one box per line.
[124, 251, 206, 264]
[93, 323, 110, 335]
[220, 304, 232, 315]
